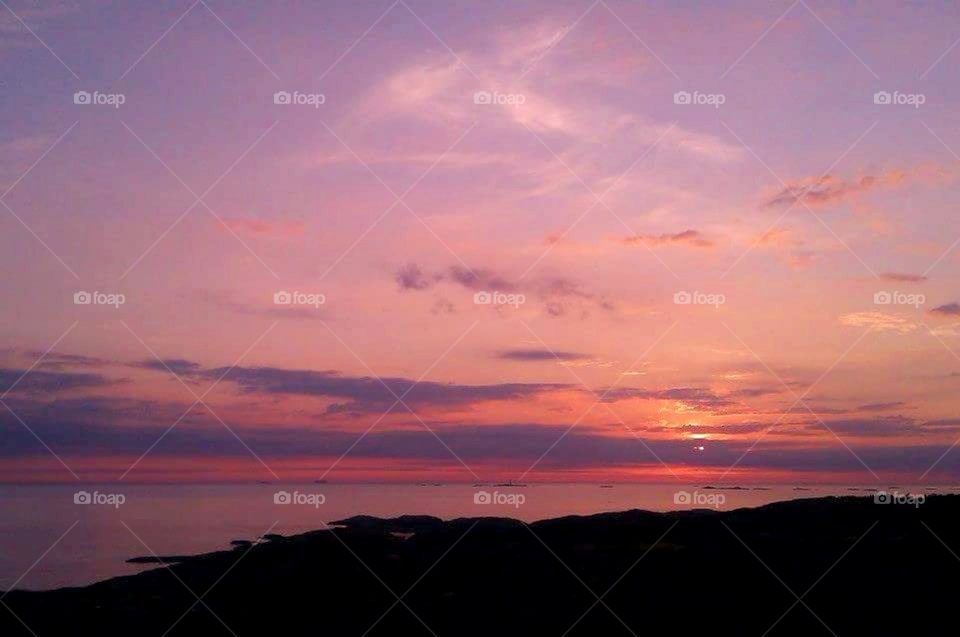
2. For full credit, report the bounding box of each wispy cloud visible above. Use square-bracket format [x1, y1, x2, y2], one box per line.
[881, 272, 927, 283]
[930, 302, 960, 317]
[763, 165, 950, 209]
[394, 263, 614, 318]
[620, 229, 715, 248]
[205, 365, 570, 414]
[221, 218, 305, 238]
[0, 368, 114, 394]
[496, 349, 590, 362]
[839, 311, 916, 334]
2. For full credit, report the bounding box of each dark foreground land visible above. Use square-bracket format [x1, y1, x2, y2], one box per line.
[3, 495, 959, 636]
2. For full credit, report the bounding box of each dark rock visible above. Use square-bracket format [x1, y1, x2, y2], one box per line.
[3, 496, 958, 636]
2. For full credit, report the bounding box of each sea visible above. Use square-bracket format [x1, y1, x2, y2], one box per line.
[0, 483, 951, 591]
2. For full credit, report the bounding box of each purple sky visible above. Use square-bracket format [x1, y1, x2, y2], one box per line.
[2, 0, 960, 483]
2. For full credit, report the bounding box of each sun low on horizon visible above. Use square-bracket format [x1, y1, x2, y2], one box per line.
[2, 0, 960, 487]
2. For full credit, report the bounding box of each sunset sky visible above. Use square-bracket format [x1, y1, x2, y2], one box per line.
[3, 0, 960, 484]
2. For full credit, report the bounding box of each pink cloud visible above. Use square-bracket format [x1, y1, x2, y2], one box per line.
[621, 229, 715, 248]
[221, 218, 305, 238]
[763, 165, 951, 209]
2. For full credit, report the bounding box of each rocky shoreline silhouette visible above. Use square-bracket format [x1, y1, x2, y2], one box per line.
[3, 495, 957, 635]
